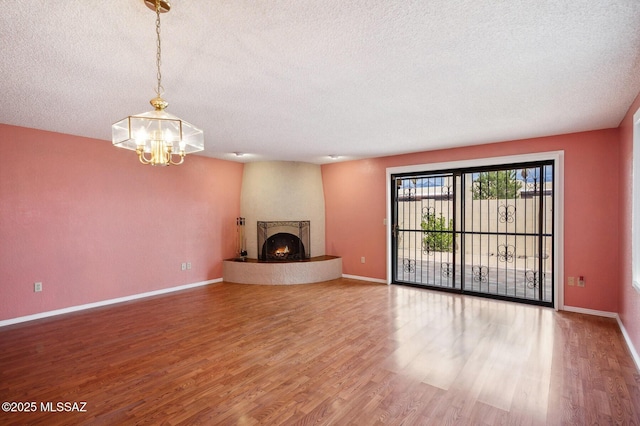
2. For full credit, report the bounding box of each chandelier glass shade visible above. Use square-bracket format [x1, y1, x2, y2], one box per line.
[112, 107, 204, 166]
[111, 0, 204, 166]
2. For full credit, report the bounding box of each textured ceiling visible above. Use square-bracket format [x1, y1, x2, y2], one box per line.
[2, 1, 640, 164]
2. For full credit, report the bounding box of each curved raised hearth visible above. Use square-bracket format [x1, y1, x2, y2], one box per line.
[223, 255, 342, 285]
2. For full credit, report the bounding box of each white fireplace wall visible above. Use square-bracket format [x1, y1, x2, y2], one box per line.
[240, 161, 326, 259]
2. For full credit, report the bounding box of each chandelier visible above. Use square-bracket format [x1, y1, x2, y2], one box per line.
[112, 0, 204, 166]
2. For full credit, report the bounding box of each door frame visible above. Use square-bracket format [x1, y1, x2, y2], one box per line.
[386, 151, 565, 310]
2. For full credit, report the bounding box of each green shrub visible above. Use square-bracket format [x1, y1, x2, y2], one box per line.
[421, 212, 453, 252]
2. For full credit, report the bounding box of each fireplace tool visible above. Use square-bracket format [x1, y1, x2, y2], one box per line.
[236, 217, 248, 260]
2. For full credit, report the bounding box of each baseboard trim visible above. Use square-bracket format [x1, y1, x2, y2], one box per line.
[616, 314, 640, 372]
[561, 305, 617, 318]
[342, 274, 387, 284]
[0, 278, 222, 328]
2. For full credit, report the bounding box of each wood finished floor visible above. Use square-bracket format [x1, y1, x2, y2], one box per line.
[1, 278, 639, 425]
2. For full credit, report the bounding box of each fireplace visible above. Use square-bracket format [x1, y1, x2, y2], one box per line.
[257, 220, 310, 261]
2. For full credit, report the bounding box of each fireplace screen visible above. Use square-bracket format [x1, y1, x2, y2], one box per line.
[257, 220, 310, 261]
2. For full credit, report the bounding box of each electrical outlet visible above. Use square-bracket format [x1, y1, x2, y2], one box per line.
[568, 276, 575, 286]
[181, 263, 187, 271]
[34, 282, 42, 292]
[361, 256, 366, 264]
[187, 262, 191, 270]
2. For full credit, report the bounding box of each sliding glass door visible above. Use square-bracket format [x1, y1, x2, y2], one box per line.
[392, 161, 554, 307]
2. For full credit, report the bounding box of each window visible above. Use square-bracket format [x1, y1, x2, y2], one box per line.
[633, 109, 640, 292]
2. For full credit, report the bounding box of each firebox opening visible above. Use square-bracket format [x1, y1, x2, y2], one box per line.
[257, 220, 310, 262]
[261, 232, 305, 261]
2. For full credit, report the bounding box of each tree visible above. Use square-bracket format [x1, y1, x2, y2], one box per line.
[472, 170, 522, 199]
[421, 212, 454, 252]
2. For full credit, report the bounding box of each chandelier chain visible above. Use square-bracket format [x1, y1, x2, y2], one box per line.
[111, 0, 203, 166]
[155, 1, 164, 97]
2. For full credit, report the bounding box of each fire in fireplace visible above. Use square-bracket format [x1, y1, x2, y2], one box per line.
[264, 233, 303, 260]
[257, 221, 310, 261]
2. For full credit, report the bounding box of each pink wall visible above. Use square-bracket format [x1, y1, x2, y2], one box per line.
[323, 158, 389, 279]
[0, 124, 243, 321]
[618, 92, 640, 356]
[322, 129, 621, 312]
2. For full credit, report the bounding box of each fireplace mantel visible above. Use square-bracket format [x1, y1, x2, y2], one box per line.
[222, 256, 342, 285]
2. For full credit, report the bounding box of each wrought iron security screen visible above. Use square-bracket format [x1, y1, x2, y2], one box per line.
[393, 172, 459, 289]
[392, 161, 554, 307]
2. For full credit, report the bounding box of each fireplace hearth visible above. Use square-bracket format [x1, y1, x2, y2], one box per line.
[258, 221, 310, 261]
